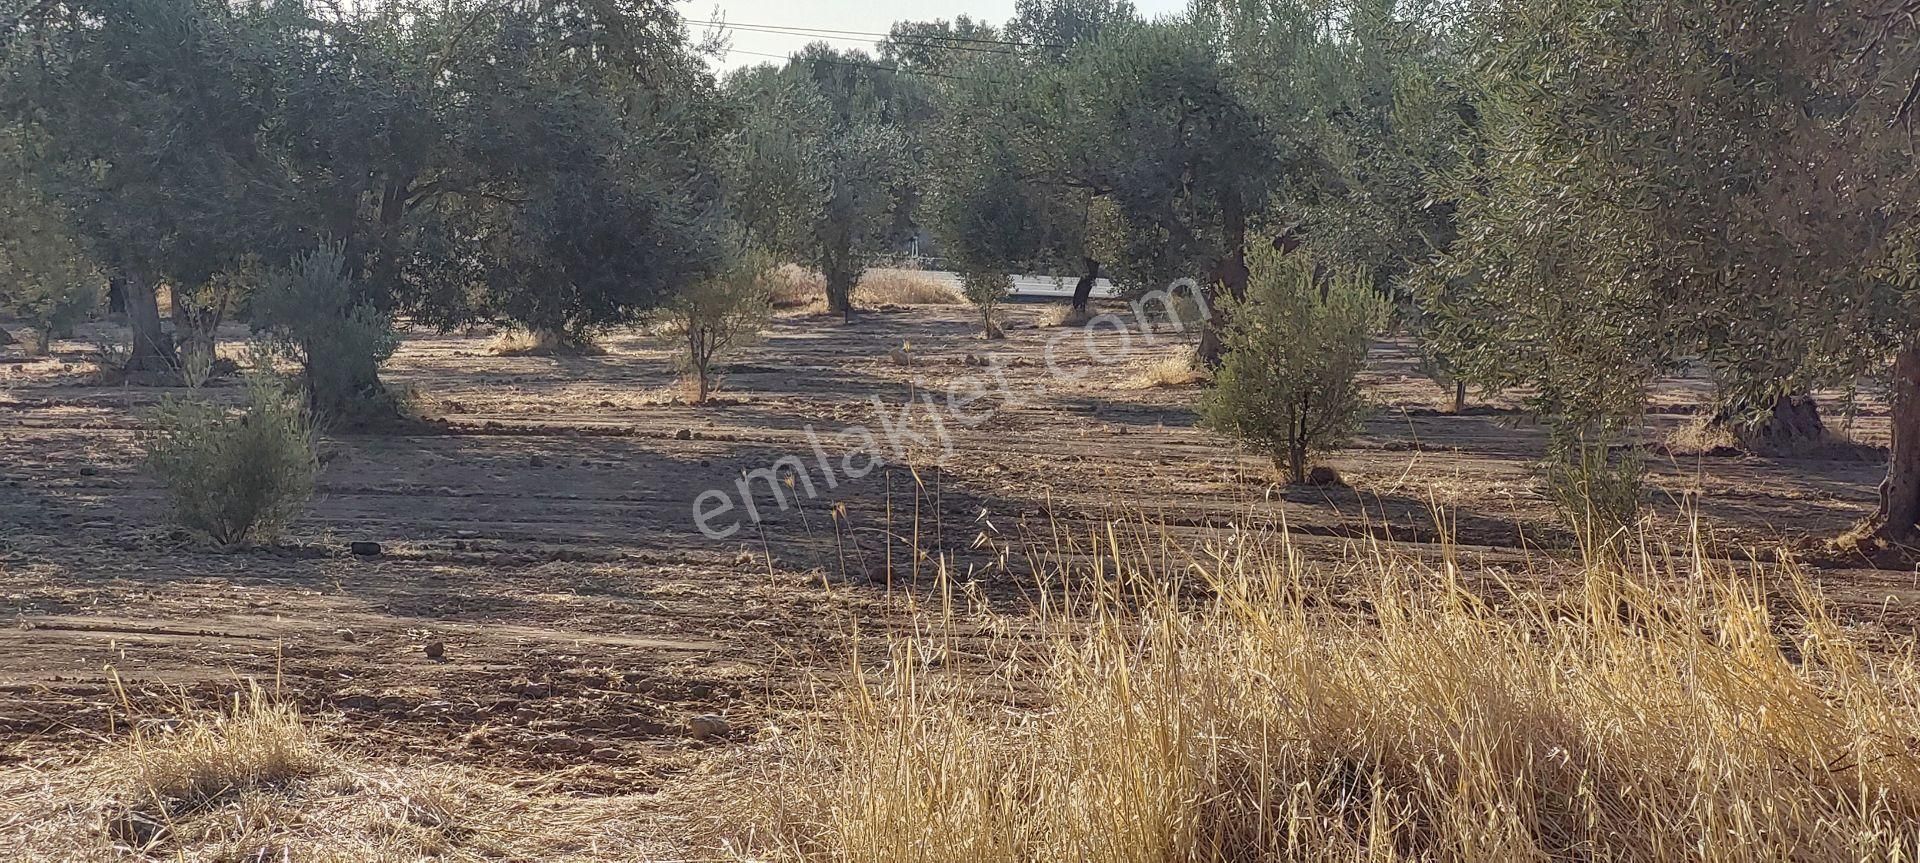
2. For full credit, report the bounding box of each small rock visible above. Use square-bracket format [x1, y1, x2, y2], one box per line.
[78, 465, 98, 477]
[590, 747, 622, 761]
[673, 428, 693, 440]
[334, 627, 358, 642]
[528, 454, 547, 468]
[512, 708, 540, 724]
[533, 734, 587, 754]
[686, 713, 729, 740]
[349, 541, 384, 557]
[423, 640, 446, 660]
[888, 348, 912, 366]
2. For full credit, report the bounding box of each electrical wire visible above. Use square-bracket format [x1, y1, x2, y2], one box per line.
[684, 17, 1064, 49]
[700, 21, 1022, 56]
[722, 47, 993, 82]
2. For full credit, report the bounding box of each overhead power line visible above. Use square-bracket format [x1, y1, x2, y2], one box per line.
[723, 47, 992, 82]
[700, 21, 1022, 57]
[684, 17, 1065, 49]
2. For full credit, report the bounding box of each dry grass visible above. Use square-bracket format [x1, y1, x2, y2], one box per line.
[1035, 304, 1093, 328]
[768, 264, 827, 309]
[489, 330, 606, 357]
[0, 683, 666, 861]
[725, 520, 1920, 861]
[858, 269, 962, 306]
[768, 266, 963, 312]
[1663, 414, 1740, 455]
[115, 686, 322, 809]
[1120, 345, 1207, 389]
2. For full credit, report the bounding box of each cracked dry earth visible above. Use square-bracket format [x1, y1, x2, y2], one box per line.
[2, 301, 1917, 855]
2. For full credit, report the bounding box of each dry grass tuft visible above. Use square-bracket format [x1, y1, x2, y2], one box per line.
[1035, 304, 1093, 328]
[768, 266, 964, 312]
[725, 521, 1920, 862]
[1121, 345, 1207, 389]
[1662, 414, 1740, 455]
[1, 682, 666, 861]
[857, 269, 962, 306]
[489, 330, 606, 357]
[768, 264, 827, 309]
[116, 686, 322, 809]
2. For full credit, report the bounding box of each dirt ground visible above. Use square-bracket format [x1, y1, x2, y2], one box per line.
[1, 301, 1913, 855]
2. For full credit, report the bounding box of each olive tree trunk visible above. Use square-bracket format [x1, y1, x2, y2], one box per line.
[1715, 393, 1824, 452]
[1197, 197, 1252, 368]
[825, 267, 857, 322]
[1873, 343, 1920, 544]
[1070, 258, 1101, 313]
[124, 273, 175, 372]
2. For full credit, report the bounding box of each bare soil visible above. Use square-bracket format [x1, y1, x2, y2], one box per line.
[0, 302, 1910, 854]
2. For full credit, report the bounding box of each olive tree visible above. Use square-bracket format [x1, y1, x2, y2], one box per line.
[657, 248, 773, 404]
[724, 52, 910, 322]
[0, 181, 102, 354]
[1420, 0, 1920, 544]
[252, 245, 399, 424]
[925, 60, 1044, 339]
[1201, 245, 1383, 484]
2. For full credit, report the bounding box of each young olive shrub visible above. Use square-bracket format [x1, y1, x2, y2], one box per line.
[251, 245, 399, 423]
[140, 375, 318, 547]
[1200, 247, 1384, 484]
[659, 251, 773, 404]
[0, 231, 103, 356]
[1543, 435, 1645, 559]
[959, 269, 1011, 339]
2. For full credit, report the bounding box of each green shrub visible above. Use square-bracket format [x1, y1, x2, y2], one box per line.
[0, 160, 104, 356]
[1543, 434, 1644, 559]
[658, 249, 773, 403]
[140, 376, 318, 546]
[252, 245, 398, 422]
[0, 226, 103, 355]
[1200, 246, 1384, 484]
[959, 269, 1011, 338]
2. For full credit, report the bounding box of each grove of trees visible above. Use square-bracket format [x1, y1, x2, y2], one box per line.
[5, 0, 1920, 544]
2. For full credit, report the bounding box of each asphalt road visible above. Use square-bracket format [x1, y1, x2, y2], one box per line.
[917, 271, 1121, 302]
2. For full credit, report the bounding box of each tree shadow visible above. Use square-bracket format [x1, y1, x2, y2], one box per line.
[1048, 394, 1200, 429]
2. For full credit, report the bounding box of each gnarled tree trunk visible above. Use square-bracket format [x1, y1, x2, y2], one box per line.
[824, 267, 856, 322]
[124, 273, 175, 373]
[1714, 393, 1824, 453]
[1196, 198, 1253, 368]
[1197, 304, 1229, 368]
[1871, 343, 1920, 545]
[1070, 257, 1100, 313]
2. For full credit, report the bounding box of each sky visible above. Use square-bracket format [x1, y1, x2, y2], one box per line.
[675, 0, 1190, 70]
